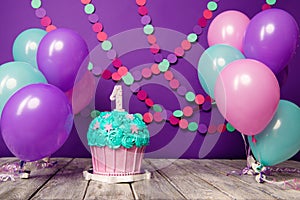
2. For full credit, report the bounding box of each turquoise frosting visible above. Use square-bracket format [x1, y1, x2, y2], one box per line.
[87, 111, 150, 149]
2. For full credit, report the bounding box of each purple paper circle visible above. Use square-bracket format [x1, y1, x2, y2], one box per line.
[161, 109, 167, 120]
[193, 25, 203, 35]
[35, 8, 46, 18]
[177, 86, 187, 96]
[166, 110, 173, 119]
[154, 53, 163, 63]
[130, 82, 141, 93]
[88, 13, 99, 23]
[141, 15, 151, 25]
[198, 123, 208, 134]
[202, 101, 212, 112]
[92, 66, 102, 76]
[167, 53, 178, 63]
[132, 70, 143, 81]
[107, 49, 117, 60]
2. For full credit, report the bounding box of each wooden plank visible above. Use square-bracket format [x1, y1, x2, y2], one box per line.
[131, 160, 185, 200]
[0, 157, 19, 183]
[85, 182, 134, 200]
[84, 168, 134, 200]
[212, 159, 300, 199]
[0, 158, 72, 200]
[148, 159, 231, 200]
[0, 157, 19, 165]
[218, 159, 300, 182]
[218, 159, 300, 181]
[31, 158, 91, 200]
[175, 159, 274, 199]
[218, 159, 300, 169]
[84, 182, 133, 200]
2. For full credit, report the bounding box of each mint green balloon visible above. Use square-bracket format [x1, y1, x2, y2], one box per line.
[198, 44, 244, 99]
[13, 28, 47, 68]
[0, 61, 47, 118]
[248, 100, 300, 166]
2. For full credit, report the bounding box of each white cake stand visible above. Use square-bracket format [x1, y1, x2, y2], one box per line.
[83, 168, 151, 184]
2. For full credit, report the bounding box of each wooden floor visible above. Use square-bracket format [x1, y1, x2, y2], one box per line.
[0, 158, 300, 199]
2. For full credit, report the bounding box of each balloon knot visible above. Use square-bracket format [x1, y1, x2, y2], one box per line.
[252, 136, 257, 144]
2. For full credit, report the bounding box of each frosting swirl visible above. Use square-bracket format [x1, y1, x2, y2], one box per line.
[87, 110, 150, 149]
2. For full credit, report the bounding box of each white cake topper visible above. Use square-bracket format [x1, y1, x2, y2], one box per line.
[110, 85, 124, 111]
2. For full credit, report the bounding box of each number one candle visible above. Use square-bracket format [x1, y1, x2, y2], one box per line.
[110, 85, 124, 111]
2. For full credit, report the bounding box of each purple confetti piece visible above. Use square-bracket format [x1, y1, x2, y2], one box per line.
[107, 49, 117, 60]
[35, 7, 46, 18]
[177, 86, 187, 96]
[88, 13, 99, 23]
[198, 123, 208, 134]
[167, 53, 177, 64]
[141, 15, 151, 25]
[92, 66, 103, 76]
[154, 53, 163, 63]
[166, 110, 173, 120]
[202, 101, 212, 111]
[130, 82, 141, 93]
[161, 109, 167, 120]
[132, 70, 143, 81]
[193, 25, 203, 35]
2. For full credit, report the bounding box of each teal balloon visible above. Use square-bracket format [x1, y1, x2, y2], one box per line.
[13, 28, 47, 68]
[0, 61, 47, 118]
[198, 44, 245, 99]
[248, 100, 300, 166]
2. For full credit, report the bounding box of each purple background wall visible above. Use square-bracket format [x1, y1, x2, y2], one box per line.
[0, 0, 299, 160]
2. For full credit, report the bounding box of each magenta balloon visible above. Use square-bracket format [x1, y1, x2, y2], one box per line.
[66, 70, 96, 115]
[243, 9, 299, 74]
[207, 10, 250, 51]
[214, 59, 280, 136]
[1, 83, 73, 161]
[37, 28, 89, 91]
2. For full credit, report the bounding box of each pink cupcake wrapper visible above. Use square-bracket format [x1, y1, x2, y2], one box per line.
[91, 146, 145, 176]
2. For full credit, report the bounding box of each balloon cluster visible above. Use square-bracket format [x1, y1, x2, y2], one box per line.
[0, 28, 89, 161]
[198, 9, 300, 166]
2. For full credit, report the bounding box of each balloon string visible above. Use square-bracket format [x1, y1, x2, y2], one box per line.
[240, 133, 251, 167]
[227, 147, 300, 191]
[269, 167, 300, 174]
[0, 158, 57, 182]
[0, 162, 20, 182]
[262, 177, 300, 190]
[226, 133, 252, 176]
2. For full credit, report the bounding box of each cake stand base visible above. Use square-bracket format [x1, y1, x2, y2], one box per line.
[83, 169, 151, 184]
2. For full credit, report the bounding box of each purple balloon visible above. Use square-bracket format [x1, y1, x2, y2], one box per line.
[37, 28, 89, 91]
[1, 83, 73, 161]
[243, 9, 299, 74]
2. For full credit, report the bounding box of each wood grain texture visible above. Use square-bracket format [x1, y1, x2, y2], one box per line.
[31, 158, 91, 200]
[148, 159, 231, 200]
[176, 159, 275, 199]
[215, 159, 300, 199]
[218, 159, 300, 182]
[84, 159, 134, 200]
[84, 179, 134, 200]
[0, 157, 18, 165]
[0, 158, 299, 200]
[131, 160, 185, 200]
[0, 158, 72, 200]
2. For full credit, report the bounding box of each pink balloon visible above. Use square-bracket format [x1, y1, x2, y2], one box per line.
[66, 70, 96, 115]
[207, 10, 250, 51]
[214, 59, 280, 136]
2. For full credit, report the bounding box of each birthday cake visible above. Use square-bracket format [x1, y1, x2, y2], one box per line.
[87, 103, 149, 175]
